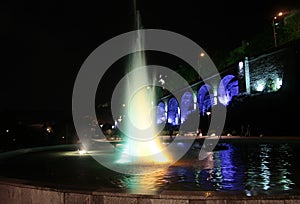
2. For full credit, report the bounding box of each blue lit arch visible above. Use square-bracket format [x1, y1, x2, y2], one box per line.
[167, 97, 180, 126]
[197, 84, 214, 116]
[180, 91, 194, 123]
[156, 101, 166, 124]
[218, 75, 239, 106]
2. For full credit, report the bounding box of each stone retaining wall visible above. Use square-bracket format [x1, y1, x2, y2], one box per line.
[1, 178, 300, 204]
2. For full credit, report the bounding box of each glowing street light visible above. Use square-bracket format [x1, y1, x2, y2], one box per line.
[272, 12, 284, 48]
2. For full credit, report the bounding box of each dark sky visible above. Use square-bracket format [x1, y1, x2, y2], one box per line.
[1, 0, 299, 113]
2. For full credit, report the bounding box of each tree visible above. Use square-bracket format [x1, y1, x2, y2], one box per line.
[280, 11, 300, 44]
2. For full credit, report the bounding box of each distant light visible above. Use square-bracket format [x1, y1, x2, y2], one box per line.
[204, 192, 212, 198]
[278, 12, 283, 16]
[6, 129, 9, 133]
[255, 81, 266, 92]
[256, 84, 264, 92]
[245, 189, 252, 197]
[117, 116, 122, 122]
[158, 78, 165, 85]
[200, 52, 205, 57]
[275, 78, 283, 90]
[122, 104, 126, 107]
[239, 61, 244, 69]
[46, 127, 52, 133]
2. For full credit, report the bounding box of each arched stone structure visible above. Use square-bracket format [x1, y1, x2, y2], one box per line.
[156, 101, 166, 124]
[167, 97, 180, 126]
[157, 46, 291, 132]
[218, 75, 239, 106]
[197, 84, 214, 116]
[180, 91, 194, 123]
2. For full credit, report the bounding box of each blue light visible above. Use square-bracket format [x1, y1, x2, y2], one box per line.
[180, 91, 194, 123]
[218, 75, 239, 106]
[197, 84, 213, 115]
[167, 97, 180, 126]
[156, 102, 166, 124]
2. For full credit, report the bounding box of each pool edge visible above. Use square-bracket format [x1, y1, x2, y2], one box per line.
[1, 177, 300, 204]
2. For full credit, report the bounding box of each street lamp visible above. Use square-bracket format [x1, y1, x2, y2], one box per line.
[272, 12, 283, 48]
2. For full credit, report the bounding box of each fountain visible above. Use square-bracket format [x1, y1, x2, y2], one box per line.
[1, 2, 300, 204]
[113, 10, 170, 166]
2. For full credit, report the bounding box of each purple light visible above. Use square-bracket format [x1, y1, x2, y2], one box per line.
[156, 102, 166, 124]
[197, 84, 213, 115]
[180, 91, 194, 123]
[218, 75, 239, 106]
[167, 97, 179, 126]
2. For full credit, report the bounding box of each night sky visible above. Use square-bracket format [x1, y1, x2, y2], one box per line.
[1, 0, 299, 113]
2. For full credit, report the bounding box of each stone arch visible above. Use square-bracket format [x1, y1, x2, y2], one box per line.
[156, 101, 166, 124]
[218, 75, 239, 106]
[167, 97, 180, 126]
[180, 91, 194, 123]
[197, 84, 213, 116]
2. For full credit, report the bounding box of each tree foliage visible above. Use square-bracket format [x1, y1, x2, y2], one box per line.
[214, 10, 300, 70]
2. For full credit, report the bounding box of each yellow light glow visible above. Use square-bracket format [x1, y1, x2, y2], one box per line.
[129, 88, 153, 130]
[78, 149, 87, 155]
[116, 139, 169, 164]
[124, 86, 169, 164]
[119, 10, 170, 166]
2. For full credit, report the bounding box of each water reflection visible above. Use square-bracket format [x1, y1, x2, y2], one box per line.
[149, 142, 296, 195]
[195, 151, 214, 190]
[116, 168, 168, 194]
[245, 143, 294, 194]
[193, 144, 245, 192]
[0, 141, 296, 195]
[214, 144, 245, 192]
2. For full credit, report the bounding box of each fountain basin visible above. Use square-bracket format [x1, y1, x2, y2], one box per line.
[1, 137, 300, 203]
[1, 177, 300, 204]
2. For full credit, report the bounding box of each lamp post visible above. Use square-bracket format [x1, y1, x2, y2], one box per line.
[197, 52, 205, 79]
[272, 12, 283, 48]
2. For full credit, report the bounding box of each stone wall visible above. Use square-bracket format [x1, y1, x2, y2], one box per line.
[1, 178, 300, 204]
[248, 48, 289, 94]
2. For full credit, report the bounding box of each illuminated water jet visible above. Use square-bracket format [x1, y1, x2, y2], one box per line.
[116, 10, 169, 165]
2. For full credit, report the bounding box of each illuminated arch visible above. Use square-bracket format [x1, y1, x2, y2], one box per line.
[218, 75, 239, 106]
[180, 91, 194, 123]
[167, 97, 180, 126]
[156, 101, 166, 124]
[197, 84, 213, 116]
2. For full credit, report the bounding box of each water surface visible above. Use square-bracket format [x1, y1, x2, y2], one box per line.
[1, 139, 300, 196]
